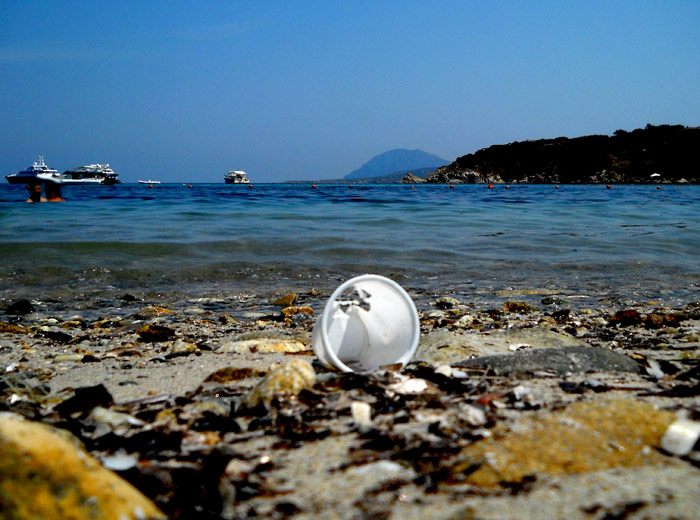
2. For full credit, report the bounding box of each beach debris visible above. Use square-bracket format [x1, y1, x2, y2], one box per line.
[281, 305, 314, 317]
[451, 399, 675, 486]
[0, 412, 165, 519]
[661, 419, 700, 456]
[311, 275, 420, 372]
[351, 401, 374, 432]
[242, 358, 316, 411]
[218, 337, 309, 354]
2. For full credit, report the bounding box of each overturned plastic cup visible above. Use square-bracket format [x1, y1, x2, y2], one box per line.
[312, 274, 420, 372]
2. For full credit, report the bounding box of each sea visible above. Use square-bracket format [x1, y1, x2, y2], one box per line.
[1, 182, 699, 312]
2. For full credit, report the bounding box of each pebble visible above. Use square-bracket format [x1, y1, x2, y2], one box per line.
[661, 419, 700, 456]
[218, 337, 309, 354]
[242, 358, 316, 410]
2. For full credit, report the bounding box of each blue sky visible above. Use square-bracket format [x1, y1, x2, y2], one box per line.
[1, 1, 698, 183]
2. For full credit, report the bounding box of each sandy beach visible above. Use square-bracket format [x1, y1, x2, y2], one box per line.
[1, 286, 700, 519]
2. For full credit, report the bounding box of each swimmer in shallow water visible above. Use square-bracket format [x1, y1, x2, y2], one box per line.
[26, 183, 46, 203]
[44, 181, 65, 202]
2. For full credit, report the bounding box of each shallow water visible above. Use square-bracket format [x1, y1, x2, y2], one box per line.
[2, 183, 699, 309]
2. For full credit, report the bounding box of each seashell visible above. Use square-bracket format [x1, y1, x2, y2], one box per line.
[243, 358, 315, 410]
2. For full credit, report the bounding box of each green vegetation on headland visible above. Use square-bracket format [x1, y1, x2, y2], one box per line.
[413, 124, 700, 184]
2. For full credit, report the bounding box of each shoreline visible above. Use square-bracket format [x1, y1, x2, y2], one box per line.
[2, 286, 700, 518]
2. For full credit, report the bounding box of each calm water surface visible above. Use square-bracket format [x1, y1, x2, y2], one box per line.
[1, 183, 699, 309]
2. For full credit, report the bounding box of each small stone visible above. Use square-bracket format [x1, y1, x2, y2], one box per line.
[436, 297, 460, 310]
[281, 306, 314, 317]
[608, 309, 643, 327]
[5, 300, 34, 315]
[139, 305, 174, 318]
[136, 324, 176, 342]
[0, 322, 28, 334]
[218, 337, 309, 354]
[219, 313, 237, 325]
[242, 358, 315, 410]
[503, 301, 537, 313]
[351, 401, 373, 432]
[165, 339, 199, 358]
[272, 294, 297, 306]
[661, 419, 700, 456]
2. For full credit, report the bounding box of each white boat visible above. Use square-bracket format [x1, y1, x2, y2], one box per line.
[5, 155, 62, 184]
[224, 170, 250, 184]
[6, 156, 121, 185]
[139, 180, 161, 184]
[62, 164, 120, 185]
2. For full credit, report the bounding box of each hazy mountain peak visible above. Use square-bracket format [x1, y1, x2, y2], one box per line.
[346, 149, 448, 180]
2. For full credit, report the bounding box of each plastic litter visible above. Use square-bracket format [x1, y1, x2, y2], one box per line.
[311, 274, 420, 372]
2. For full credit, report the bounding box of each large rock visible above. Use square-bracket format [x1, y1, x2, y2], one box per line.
[424, 167, 493, 184]
[0, 413, 164, 520]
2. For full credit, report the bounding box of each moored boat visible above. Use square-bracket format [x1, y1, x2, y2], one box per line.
[63, 164, 120, 185]
[5, 155, 61, 184]
[224, 170, 250, 184]
[138, 180, 161, 184]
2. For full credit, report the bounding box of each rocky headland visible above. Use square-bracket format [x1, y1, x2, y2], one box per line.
[404, 124, 700, 184]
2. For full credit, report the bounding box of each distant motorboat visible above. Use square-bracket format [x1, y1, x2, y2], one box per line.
[139, 180, 161, 184]
[224, 170, 250, 184]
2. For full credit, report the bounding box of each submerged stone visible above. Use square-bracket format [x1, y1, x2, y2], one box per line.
[452, 399, 675, 486]
[0, 412, 164, 519]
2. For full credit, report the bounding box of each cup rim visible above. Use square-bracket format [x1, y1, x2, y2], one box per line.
[319, 274, 419, 372]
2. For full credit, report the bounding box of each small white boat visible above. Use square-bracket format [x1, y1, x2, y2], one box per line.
[139, 180, 161, 184]
[224, 170, 250, 184]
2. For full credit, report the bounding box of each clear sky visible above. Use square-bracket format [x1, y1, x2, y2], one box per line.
[1, 1, 698, 183]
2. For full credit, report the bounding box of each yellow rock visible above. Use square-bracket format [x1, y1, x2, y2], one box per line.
[243, 358, 316, 410]
[452, 399, 675, 487]
[0, 321, 28, 334]
[139, 305, 174, 317]
[272, 294, 296, 306]
[281, 306, 314, 317]
[0, 412, 164, 519]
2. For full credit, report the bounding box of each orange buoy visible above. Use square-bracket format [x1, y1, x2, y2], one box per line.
[606, 185, 611, 189]
[657, 185, 661, 189]
[506, 185, 511, 189]
[555, 185, 560, 189]
[449, 184, 455, 189]
[349, 184, 354, 188]
[249, 184, 253, 188]
[411, 185, 415, 189]
[188, 185, 193, 188]
[148, 184, 153, 189]
[312, 184, 317, 188]
[488, 182, 493, 189]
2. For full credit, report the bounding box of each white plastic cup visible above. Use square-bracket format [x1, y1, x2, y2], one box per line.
[312, 275, 420, 372]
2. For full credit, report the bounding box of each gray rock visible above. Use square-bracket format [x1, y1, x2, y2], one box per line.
[455, 346, 641, 375]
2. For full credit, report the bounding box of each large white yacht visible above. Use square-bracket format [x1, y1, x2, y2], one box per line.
[62, 164, 120, 185]
[224, 170, 250, 184]
[5, 155, 61, 184]
[5, 156, 120, 185]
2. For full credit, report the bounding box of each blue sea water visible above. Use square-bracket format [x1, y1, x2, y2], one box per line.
[1, 182, 699, 309]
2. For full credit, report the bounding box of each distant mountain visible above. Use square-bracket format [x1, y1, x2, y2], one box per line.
[346, 149, 448, 180]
